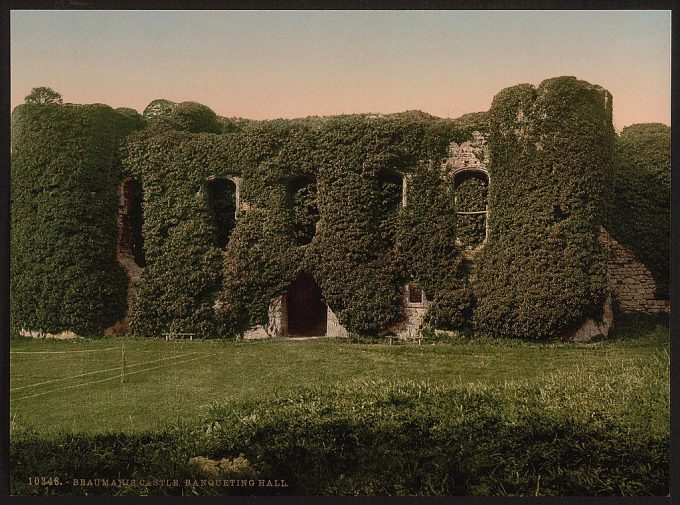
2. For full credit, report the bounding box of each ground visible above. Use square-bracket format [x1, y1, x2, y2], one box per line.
[10, 313, 669, 435]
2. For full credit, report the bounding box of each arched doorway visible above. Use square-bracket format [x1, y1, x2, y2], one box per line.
[285, 273, 327, 337]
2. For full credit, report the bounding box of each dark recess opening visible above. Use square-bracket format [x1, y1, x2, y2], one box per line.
[289, 175, 319, 246]
[552, 204, 567, 221]
[120, 179, 146, 267]
[408, 282, 423, 303]
[286, 273, 327, 337]
[207, 178, 237, 249]
[377, 170, 402, 213]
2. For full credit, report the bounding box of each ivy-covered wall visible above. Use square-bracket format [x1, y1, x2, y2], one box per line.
[10, 103, 144, 335]
[609, 123, 670, 299]
[123, 114, 473, 337]
[473, 77, 615, 339]
[11, 76, 667, 340]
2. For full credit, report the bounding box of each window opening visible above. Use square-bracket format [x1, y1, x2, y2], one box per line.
[289, 175, 319, 246]
[206, 178, 237, 249]
[453, 171, 489, 248]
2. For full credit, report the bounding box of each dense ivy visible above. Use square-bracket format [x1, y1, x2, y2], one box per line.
[610, 124, 670, 298]
[473, 77, 615, 339]
[13, 77, 665, 339]
[10, 103, 144, 334]
[122, 111, 471, 337]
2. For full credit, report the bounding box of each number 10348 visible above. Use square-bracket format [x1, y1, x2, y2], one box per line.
[28, 476, 61, 486]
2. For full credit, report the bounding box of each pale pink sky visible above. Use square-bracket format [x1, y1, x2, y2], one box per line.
[11, 10, 671, 129]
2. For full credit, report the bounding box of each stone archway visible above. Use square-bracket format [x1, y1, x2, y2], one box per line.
[285, 273, 327, 337]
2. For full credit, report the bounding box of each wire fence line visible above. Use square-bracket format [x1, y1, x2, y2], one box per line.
[10, 347, 121, 355]
[10, 352, 221, 402]
[10, 351, 202, 392]
[11, 345, 201, 355]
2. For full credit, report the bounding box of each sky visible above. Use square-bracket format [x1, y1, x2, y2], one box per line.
[10, 10, 671, 130]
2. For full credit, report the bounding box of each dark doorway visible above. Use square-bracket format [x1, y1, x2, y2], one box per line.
[286, 273, 327, 337]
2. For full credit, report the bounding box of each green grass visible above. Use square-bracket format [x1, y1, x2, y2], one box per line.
[9, 314, 669, 495]
[10, 313, 669, 435]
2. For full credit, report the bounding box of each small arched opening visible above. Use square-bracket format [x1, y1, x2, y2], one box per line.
[119, 178, 146, 267]
[206, 178, 237, 249]
[453, 170, 489, 249]
[285, 272, 327, 337]
[288, 175, 319, 246]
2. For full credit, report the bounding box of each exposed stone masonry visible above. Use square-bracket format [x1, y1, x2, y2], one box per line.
[600, 228, 669, 313]
[104, 179, 143, 335]
[383, 284, 430, 339]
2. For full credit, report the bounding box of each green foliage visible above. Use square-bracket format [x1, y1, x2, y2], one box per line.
[198, 376, 667, 496]
[473, 77, 615, 340]
[610, 123, 670, 298]
[24, 86, 63, 105]
[219, 208, 301, 333]
[450, 110, 490, 133]
[395, 167, 474, 330]
[10, 103, 144, 334]
[124, 112, 471, 336]
[170, 101, 222, 134]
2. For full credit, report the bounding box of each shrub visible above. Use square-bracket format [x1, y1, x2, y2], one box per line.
[24, 86, 63, 105]
[170, 101, 222, 134]
[143, 98, 176, 118]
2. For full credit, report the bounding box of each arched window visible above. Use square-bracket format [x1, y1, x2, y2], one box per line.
[453, 170, 489, 249]
[288, 175, 319, 246]
[119, 178, 146, 267]
[206, 178, 237, 249]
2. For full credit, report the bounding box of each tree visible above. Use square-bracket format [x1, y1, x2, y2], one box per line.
[24, 87, 63, 105]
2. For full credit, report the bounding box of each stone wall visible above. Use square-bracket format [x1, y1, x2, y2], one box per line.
[327, 307, 349, 338]
[600, 228, 669, 313]
[384, 284, 430, 339]
[441, 131, 490, 176]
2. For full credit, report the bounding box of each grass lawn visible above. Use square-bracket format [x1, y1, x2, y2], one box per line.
[10, 313, 669, 435]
